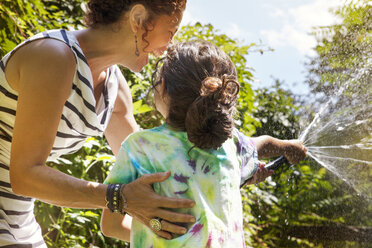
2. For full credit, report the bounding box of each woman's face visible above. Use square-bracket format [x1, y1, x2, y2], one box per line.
[133, 13, 182, 72]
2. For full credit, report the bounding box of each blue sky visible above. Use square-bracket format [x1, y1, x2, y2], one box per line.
[181, 0, 343, 95]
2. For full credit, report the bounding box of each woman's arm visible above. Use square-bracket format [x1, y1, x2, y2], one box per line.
[8, 39, 108, 208]
[104, 70, 140, 156]
[251, 135, 307, 164]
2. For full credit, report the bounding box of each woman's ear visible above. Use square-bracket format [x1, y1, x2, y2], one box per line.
[129, 4, 148, 33]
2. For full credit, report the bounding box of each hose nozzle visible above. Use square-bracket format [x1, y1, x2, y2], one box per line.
[265, 156, 288, 170]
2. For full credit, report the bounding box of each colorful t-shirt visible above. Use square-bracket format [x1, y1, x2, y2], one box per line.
[104, 124, 259, 248]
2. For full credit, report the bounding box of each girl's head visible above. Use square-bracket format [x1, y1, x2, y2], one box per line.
[153, 41, 240, 150]
[85, 0, 186, 71]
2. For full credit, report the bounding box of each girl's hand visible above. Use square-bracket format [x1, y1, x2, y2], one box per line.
[244, 162, 274, 185]
[283, 140, 307, 164]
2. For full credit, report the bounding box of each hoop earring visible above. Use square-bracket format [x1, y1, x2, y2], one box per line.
[134, 35, 140, 57]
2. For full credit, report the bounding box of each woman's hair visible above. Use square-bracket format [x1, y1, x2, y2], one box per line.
[153, 41, 240, 150]
[85, 0, 186, 49]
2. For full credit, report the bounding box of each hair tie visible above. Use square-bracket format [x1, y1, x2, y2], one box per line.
[200, 75, 240, 104]
[220, 75, 240, 100]
[200, 77, 223, 96]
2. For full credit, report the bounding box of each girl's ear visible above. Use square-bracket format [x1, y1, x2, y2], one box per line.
[129, 4, 148, 33]
[159, 79, 169, 101]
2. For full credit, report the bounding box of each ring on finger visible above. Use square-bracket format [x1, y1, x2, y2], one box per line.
[149, 218, 162, 232]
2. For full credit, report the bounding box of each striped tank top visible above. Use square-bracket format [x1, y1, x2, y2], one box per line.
[0, 29, 121, 247]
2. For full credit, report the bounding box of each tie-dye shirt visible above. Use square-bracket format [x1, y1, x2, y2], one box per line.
[104, 124, 259, 248]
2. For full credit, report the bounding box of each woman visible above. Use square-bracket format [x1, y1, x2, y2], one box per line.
[100, 41, 307, 247]
[0, 0, 195, 246]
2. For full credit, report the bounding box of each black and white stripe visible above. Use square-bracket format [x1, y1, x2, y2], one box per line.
[0, 163, 8, 171]
[0, 85, 17, 101]
[0, 29, 120, 246]
[0, 107, 16, 116]
[0, 61, 5, 72]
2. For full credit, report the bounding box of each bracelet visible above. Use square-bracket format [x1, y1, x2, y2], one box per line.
[119, 184, 128, 215]
[106, 184, 123, 214]
[105, 184, 115, 210]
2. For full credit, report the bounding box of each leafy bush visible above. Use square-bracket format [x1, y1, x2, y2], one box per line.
[2, 0, 370, 247]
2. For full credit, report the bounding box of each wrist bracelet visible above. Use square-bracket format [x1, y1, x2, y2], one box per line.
[105, 184, 115, 210]
[113, 184, 121, 212]
[106, 184, 121, 213]
[106, 183, 127, 215]
[119, 184, 128, 215]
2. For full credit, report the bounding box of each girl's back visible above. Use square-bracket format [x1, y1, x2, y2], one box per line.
[101, 40, 306, 246]
[105, 124, 258, 247]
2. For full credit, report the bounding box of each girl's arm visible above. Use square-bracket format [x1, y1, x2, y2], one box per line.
[100, 209, 132, 242]
[251, 135, 307, 164]
[244, 162, 273, 185]
[242, 135, 306, 186]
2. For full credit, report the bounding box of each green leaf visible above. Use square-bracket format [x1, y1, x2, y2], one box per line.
[133, 100, 153, 115]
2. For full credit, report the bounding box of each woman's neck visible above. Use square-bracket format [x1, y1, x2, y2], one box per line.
[73, 24, 136, 86]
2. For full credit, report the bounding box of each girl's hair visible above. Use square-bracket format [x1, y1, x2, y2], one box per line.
[85, 0, 186, 50]
[153, 41, 240, 150]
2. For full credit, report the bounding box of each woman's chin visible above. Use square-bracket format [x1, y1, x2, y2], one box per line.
[143, 55, 149, 68]
[130, 66, 142, 73]
[131, 55, 149, 72]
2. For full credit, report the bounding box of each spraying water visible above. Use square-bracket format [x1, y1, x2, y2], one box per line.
[298, 66, 372, 199]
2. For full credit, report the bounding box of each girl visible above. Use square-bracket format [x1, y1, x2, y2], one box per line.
[101, 41, 306, 247]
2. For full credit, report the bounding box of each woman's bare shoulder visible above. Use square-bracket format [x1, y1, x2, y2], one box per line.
[6, 38, 76, 93]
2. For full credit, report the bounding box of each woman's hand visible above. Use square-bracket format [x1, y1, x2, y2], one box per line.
[283, 140, 307, 164]
[244, 162, 273, 185]
[121, 171, 195, 240]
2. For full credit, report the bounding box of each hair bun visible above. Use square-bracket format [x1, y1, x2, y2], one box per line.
[185, 75, 240, 150]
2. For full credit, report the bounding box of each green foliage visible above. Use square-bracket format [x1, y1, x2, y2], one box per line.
[253, 80, 300, 140]
[306, 0, 371, 95]
[0, 0, 51, 56]
[2, 0, 370, 247]
[0, 0, 85, 57]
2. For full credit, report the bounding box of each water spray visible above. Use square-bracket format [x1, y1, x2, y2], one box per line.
[264, 88, 345, 171]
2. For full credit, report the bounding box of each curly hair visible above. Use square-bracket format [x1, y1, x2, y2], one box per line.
[153, 41, 240, 150]
[85, 0, 186, 50]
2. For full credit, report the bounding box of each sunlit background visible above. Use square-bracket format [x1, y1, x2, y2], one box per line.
[182, 0, 343, 95]
[0, 0, 370, 247]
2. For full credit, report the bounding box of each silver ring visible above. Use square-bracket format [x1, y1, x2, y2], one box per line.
[149, 218, 162, 231]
